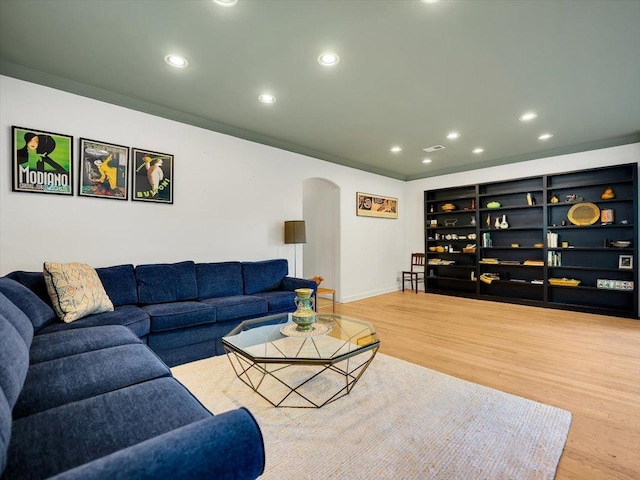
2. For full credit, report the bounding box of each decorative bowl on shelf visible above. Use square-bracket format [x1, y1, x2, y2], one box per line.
[441, 203, 456, 211]
[549, 278, 581, 287]
[611, 241, 631, 248]
[567, 202, 600, 226]
[486, 201, 501, 209]
[429, 246, 436, 252]
[533, 243, 544, 248]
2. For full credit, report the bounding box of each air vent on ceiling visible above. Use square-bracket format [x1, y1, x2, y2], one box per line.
[422, 145, 446, 153]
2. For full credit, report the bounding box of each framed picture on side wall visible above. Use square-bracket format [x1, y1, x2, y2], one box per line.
[356, 192, 398, 219]
[131, 148, 174, 204]
[79, 138, 129, 200]
[12, 126, 73, 195]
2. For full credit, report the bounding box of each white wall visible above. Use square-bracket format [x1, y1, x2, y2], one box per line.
[0, 76, 406, 302]
[303, 178, 340, 293]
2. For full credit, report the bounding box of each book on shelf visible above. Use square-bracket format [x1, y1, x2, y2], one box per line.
[547, 231, 558, 248]
[547, 251, 562, 266]
[523, 260, 544, 266]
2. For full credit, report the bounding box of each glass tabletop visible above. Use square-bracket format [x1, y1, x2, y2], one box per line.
[222, 312, 379, 364]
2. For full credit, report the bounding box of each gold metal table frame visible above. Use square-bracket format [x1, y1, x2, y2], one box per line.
[222, 313, 379, 408]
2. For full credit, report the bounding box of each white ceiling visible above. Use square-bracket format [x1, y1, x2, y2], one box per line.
[1, 0, 639, 180]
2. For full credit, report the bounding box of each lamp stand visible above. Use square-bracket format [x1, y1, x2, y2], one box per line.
[293, 244, 298, 277]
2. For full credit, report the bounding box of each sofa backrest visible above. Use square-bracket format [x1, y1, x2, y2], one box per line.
[136, 261, 198, 304]
[242, 259, 288, 295]
[0, 277, 56, 333]
[0, 293, 33, 474]
[196, 262, 244, 299]
[95, 264, 139, 307]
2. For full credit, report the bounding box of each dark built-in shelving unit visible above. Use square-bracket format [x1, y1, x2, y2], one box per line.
[424, 163, 638, 318]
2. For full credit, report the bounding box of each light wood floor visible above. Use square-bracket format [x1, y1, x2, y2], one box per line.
[320, 291, 640, 480]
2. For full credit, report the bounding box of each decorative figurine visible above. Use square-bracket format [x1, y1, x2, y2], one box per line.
[601, 187, 615, 200]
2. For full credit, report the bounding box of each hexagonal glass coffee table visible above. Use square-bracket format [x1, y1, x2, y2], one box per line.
[222, 313, 379, 408]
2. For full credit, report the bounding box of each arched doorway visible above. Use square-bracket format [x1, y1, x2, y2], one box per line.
[302, 178, 340, 300]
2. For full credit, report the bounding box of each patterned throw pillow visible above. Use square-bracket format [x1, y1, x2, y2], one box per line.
[43, 262, 114, 323]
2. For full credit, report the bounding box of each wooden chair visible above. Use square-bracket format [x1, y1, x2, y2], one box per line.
[402, 253, 426, 293]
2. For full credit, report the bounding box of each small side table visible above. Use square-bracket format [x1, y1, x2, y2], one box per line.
[315, 287, 336, 313]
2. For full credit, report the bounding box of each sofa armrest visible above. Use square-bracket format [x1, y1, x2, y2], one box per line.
[50, 408, 265, 480]
[281, 277, 317, 293]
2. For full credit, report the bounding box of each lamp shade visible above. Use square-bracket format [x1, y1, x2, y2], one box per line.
[284, 220, 306, 244]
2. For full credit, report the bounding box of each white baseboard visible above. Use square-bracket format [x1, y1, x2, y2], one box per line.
[341, 286, 399, 304]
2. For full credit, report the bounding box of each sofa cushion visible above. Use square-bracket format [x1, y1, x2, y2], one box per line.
[147, 323, 222, 352]
[196, 262, 244, 299]
[13, 344, 171, 419]
[136, 261, 198, 304]
[37, 304, 150, 338]
[0, 389, 10, 475]
[253, 290, 296, 312]
[5, 378, 211, 480]
[30, 325, 142, 365]
[5, 271, 50, 305]
[142, 301, 215, 332]
[95, 264, 138, 307]
[200, 295, 267, 322]
[152, 339, 220, 368]
[43, 262, 114, 323]
[0, 278, 56, 333]
[0, 292, 34, 347]
[0, 315, 30, 409]
[242, 259, 288, 295]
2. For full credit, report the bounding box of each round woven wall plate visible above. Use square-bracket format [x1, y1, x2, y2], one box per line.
[567, 202, 600, 226]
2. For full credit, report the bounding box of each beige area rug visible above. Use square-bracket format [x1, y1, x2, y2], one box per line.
[172, 353, 571, 480]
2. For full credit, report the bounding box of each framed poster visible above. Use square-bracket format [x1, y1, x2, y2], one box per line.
[79, 138, 129, 200]
[12, 126, 73, 195]
[356, 192, 398, 219]
[132, 148, 173, 204]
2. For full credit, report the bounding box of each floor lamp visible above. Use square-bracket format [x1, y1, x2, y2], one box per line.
[284, 220, 306, 277]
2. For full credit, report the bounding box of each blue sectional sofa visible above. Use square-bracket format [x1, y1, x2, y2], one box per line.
[0, 258, 315, 479]
[7, 258, 317, 366]
[0, 277, 265, 479]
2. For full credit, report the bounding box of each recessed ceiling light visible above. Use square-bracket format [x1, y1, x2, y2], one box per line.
[519, 112, 538, 122]
[422, 158, 432, 164]
[390, 146, 402, 153]
[472, 148, 485, 154]
[447, 132, 460, 140]
[421, 0, 441, 3]
[164, 55, 188, 68]
[212, 0, 238, 6]
[538, 133, 554, 140]
[258, 94, 276, 104]
[318, 52, 340, 66]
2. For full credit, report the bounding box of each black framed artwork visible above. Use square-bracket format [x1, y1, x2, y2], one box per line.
[131, 148, 174, 204]
[12, 126, 73, 195]
[79, 138, 129, 200]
